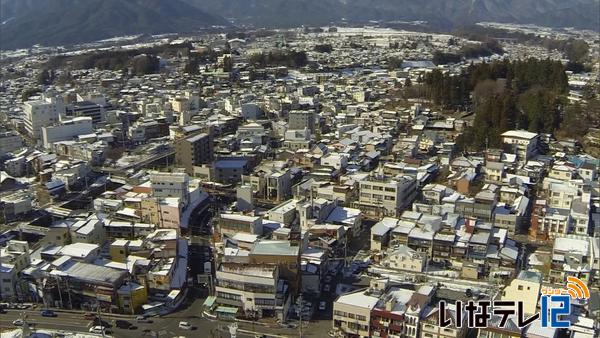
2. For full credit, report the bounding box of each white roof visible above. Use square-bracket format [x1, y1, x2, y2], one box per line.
[501, 130, 538, 140]
[336, 290, 379, 309]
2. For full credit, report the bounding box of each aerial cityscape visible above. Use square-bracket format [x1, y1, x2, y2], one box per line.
[0, 1, 599, 338]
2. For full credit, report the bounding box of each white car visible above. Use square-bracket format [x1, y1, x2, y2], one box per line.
[179, 321, 192, 330]
[12, 319, 24, 326]
[89, 326, 105, 334]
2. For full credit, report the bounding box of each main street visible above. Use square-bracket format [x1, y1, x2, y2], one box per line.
[0, 295, 332, 337]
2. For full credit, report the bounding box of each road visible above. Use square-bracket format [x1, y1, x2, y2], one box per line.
[0, 295, 332, 338]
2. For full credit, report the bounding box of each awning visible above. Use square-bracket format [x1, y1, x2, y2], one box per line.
[203, 296, 216, 308]
[216, 306, 238, 314]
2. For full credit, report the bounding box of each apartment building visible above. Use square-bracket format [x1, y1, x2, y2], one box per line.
[501, 130, 539, 162]
[288, 110, 316, 133]
[333, 289, 379, 337]
[215, 263, 290, 319]
[175, 133, 214, 175]
[0, 130, 23, 157]
[150, 171, 190, 208]
[0, 240, 30, 301]
[356, 174, 417, 218]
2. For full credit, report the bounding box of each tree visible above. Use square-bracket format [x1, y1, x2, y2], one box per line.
[566, 39, 589, 63]
[387, 57, 403, 70]
[21, 88, 40, 101]
[314, 44, 333, 53]
[222, 56, 233, 72]
[37, 69, 53, 85]
[184, 58, 199, 74]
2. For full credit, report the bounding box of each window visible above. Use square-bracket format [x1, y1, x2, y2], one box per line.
[518, 285, 523, 290]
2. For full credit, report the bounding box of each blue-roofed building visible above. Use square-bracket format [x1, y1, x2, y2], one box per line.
[214, 159, 249, 184]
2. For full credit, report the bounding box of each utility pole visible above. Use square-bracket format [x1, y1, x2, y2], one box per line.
[296, 293, 304, 338]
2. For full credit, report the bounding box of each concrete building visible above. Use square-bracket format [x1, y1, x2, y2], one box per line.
[501, 130, 539, 162]
[23, 94, 64, 140]
[0, 240, 30, 301]
[0, 130, 23, 157]
[41, 117, 93, 149]
[288, 110, 315, 133]
[65, 99, 107, 125]
[219, 213, 263, 238]
[150, 171, 190, 208]
[356, 174, 417, 218]
[333, 289, 380, 337]
[175, 133, 213, 175]
[215, 262, 290, 319]
[499, 270, 542, 315]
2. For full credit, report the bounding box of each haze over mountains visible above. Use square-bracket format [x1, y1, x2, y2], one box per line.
[1, 0, 599, 49]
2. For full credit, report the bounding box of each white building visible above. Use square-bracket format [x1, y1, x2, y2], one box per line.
[42, 117, 93, 149]
[501, 130, 539, 162]
[357, 174, 417, 218]
[499, 270, 542, 315]
[333, 289, 380, 337]
[23, 94, 64, 140]
[150, 171, 190, 207]
[215, 262, 290, 319]
[0, 240, 30, 301]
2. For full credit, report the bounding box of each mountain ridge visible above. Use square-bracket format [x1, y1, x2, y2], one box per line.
[0, 0, 228, 50]
[1, 0, 598, 50]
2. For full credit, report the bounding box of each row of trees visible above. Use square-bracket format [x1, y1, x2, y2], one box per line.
[416, 59, 572, 150]
[248, 50, 308, 68]
[432, 40, 504, 65]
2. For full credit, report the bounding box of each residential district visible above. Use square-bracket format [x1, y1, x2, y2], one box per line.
[0, 25, 599, 338]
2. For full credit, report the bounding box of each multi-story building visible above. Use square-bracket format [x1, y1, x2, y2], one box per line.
[65, 99, 106, 125]
[501, 130, 539, 162]
[23, 94, 64, 140]
[215, 262, 290, 320]
[333, 289, 380, 337]
[0, 240, 30, 301]
[288, 110, 315, 133]
[420, 302, 468, 338]
[550, 235, 592, 283]
[218, 213, 263, 238]
[41, 117, 94, 149]
[0, 130, 23, 157]
[356, 174, 417, 218]
[499, 270, 542, 315]
[242, 167, 292, 203]
[150, 171, 190, 208]
[175, 133, 213, 175]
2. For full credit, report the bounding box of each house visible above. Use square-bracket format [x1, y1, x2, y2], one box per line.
[499, 270, 542, 315]
[333, 289, 380, 337]
[383, 245, 427, 273]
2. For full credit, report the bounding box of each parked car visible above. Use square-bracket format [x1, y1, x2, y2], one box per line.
[324, 275, 333, 283]
[135, 315, 153, 323]
[91, 317, 111, 328]
[12, 319, 24, 326]
[40, 309, 56, 317]
[89, 326, 106, 334]
[115, 320, 133, 329]
[83, 312, 96, 320]
[319, 301, 327, 311]
[178, 321, 192, 330]
[323, 284, 331, 292]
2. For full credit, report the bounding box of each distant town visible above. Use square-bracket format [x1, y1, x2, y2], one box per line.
[0, 23, 598, 338]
